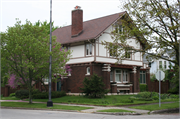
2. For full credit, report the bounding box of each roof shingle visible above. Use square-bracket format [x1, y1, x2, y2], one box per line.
[52, 11, 126, 44]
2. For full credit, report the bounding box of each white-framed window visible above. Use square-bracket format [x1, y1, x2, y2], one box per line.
[115, 70, 121, 82]
[164, 61, 167, 69]
[110, 70, 113, 82]
[159, 61, 162, 69]
[42, 77, 49, 85]
[140, 71, 146, 84]
[86, 44, 92, 56]
[109, 46, 116, 57]
[115, 24, 124, 34]
[86, 67, 90, 75]
[123, 71, 128, 82]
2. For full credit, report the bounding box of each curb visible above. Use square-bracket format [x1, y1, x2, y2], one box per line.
[94, 112, 141, 115]
[150, 108, 179, 114]
[0, 106, 78, 112]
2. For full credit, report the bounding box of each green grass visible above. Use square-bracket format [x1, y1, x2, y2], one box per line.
[1, 96, 20, 100]
[1, 95, 179, 106]
[30, 95, 178, 106]
[1, 102, 93, 111]
[129, 102, 179, 111]
[97, 109, 135, 113]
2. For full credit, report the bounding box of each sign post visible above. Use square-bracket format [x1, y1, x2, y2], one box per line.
[155, 70, 165, 107]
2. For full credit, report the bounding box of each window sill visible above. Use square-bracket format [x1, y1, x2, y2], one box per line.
[85, 73, 90, 76]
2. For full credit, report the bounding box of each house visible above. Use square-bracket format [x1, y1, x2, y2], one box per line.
[149, 50, 175, 74]
[51, 6, 150, 94]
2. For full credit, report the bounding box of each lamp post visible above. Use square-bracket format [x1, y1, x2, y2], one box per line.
[47, 0, 53, 107]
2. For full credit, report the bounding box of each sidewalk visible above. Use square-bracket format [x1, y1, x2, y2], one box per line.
[0, 100, 177, 115]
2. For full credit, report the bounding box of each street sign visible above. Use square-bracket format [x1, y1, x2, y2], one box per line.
[155, 70, 165, 107]
[155, 70, 165, 81]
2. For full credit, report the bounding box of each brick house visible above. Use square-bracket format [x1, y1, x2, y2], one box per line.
[50, 6, 150, 94]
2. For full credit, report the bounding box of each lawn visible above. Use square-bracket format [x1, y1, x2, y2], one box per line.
[1, 95, 179, 106]
[97, 109, 135, 113]
[129, 102, 179, 111]
[1, 102, 93, 111]
[29, 95, 178, 106]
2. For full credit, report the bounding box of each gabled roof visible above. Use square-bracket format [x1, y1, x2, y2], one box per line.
[52, 11, 126, 44]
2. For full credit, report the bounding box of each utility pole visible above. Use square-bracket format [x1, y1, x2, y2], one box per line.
[47, 0, 53, 107]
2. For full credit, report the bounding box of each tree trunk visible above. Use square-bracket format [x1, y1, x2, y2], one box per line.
[29, 88, 32, 104]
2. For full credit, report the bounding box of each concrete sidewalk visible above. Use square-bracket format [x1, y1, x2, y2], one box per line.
[0, 100, 176, 115]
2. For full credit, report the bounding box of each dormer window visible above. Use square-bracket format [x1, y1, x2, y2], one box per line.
[86, 44, 92, 56]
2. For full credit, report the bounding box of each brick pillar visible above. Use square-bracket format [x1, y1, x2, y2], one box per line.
[102, 64, 111, 90]
[111, 84, 117, 93]
[130, 66, 140, 93]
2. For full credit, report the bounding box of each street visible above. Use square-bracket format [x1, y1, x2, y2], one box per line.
[0, 109, 179, 119]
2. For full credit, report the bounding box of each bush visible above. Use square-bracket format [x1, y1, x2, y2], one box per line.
[140, 84, 147, 92]
[32, 91, 66, 99]
[80, 74, 109, 98]
[9, 93, 16, 97]
[15, 89, 29, 99]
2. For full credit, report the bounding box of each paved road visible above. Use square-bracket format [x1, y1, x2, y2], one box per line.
[1, 109, 180, 119]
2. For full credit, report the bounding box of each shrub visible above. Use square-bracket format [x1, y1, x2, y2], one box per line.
[140, 84, 147, 92]
[9, 93, 16, 97]
[80, 74, 109, 98]
[32, 91, 66, 99]
[136, 91, 151, 99]
[15, 89, 29, 99]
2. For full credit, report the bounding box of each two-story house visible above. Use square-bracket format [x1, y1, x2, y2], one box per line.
[52, 6, 150, 94]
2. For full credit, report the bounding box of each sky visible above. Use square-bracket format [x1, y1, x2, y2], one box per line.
[0, 0, 124, 32]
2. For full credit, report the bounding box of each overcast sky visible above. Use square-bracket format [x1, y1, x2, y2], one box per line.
[0, 0, 124, 32]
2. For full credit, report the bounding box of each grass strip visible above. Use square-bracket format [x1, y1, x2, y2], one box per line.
[129, 102, 179, 111]
[1, 102, 93, 111]
[97, 109, 135, 113]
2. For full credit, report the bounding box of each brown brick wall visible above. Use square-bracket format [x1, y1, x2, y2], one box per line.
[71, 9, 83, 36]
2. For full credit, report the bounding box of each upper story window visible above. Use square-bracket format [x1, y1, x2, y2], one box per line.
[125, 50, 131, 59]
[159, 61, 162, 69]
[109, 46, 116, 57]
[164, 61, 167, 69]
[42, 77, 49, 85]
[115, 24, 124, 34]
[140, 71, 146, 84]
[86, 44, 92, 56]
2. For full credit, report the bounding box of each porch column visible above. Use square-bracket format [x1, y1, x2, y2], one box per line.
[130, 66, 140, 93]
[102, 64, 111, 90]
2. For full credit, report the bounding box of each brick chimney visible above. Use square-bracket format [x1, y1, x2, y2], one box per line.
[71, 6, 83, 37]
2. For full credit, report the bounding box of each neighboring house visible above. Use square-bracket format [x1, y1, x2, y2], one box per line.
[50, 6, 150, 94]
[149, 50, 175, 74]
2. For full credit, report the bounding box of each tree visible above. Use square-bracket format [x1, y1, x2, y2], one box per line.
[1, 19, 71, 103]
[80, 74, 109, 98]
[103, 0, 179, 92]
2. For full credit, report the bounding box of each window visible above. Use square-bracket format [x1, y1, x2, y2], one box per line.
[164, 61, 167, 69]
[110, 70, 113, 82]
[159, 61, 162, 69]
[115, 70, 121, 82]
[125, 50, 131, 58]
[115, 24, 124, 34]
[140, 71, 146, 84]
[86, 67, 90, 75]
[42, 77, 49, 84]
[123, 71, 128, 82]
[86, 44, 92, 56]
[109, 46, 116, 57]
